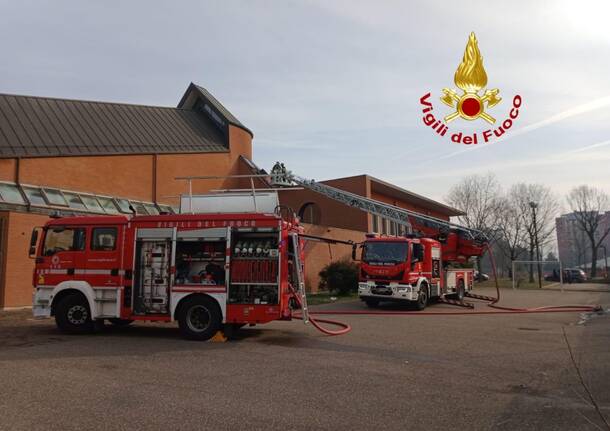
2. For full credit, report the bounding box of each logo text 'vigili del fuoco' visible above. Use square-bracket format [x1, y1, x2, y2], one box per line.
[420, 32, 522, 145]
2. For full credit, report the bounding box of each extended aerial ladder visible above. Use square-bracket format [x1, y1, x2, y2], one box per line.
[269, 162, 488, 262]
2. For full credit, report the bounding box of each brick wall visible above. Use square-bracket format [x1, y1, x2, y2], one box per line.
[0, 212, 48, 308]
[278, 176, 369, 232]
[0, 124, 253, 308]
[301, 223, 364, 292]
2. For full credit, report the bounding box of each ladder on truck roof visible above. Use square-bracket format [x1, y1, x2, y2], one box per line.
[269, 162, 487, 242]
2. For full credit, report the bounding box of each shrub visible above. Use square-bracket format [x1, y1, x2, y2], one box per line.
[318, 260, 359, 295]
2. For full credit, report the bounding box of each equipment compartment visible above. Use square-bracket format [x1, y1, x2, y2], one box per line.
[134, 239, 171, 314]
[229, 231, 280, 304]
[175, 240, 226, 285]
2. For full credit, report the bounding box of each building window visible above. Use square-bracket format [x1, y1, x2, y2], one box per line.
[389, 221, 396, 236]
[144, 204, 160, 215]
[98, 197, 120, 214]
[298, 202, 322, 224]
[115, 199, 132, 213]
[0, 183, 26, 205]
[372, 215, 379, 233]
[91, 227, 117, 251]
[158, 204, 174, 214]
[42, 189, 68, 206]
[80, 195, 104, 212]
[130, 201, 148, 215]
[63, 193, 87, 210]
[43, 227, 86, 255]
[381, 218, 388, 235]
[22, 187, 47, 206]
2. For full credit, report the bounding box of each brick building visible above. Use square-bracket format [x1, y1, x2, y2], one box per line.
[278, 175, 463, 290]
[0, 82, 465, 306]
[0, 83, 259, 308]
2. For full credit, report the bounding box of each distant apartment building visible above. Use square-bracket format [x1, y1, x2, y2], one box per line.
[556, 212, 610, 268]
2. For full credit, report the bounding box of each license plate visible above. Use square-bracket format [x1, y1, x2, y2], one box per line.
[372, 287, 391, 295]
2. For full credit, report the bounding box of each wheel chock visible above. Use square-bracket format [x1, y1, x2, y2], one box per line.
[209, 331, 228, 342]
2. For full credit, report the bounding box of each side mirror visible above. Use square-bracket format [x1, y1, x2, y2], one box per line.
[29, 228, 40, 258]
[417, 246, 425, 261]
[351, 244, 360, 262]
[411, 243, 424, 268]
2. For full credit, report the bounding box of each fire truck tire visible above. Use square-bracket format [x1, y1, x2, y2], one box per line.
[177, 296, 222, 341]
[457, 280, 466, 301]
[108, 318, 134, 326]
[415, 284, 429, 311]
[54, 293, 94, 334]
[449, 280, 465, 301]
[364, 299, 380, 308]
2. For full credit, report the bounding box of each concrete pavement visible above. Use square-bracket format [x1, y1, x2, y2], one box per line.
[0, 287, 608, 430]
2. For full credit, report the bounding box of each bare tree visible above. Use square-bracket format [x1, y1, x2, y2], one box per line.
[566, 185, 610, 278]
[495, 196, 528, 276]
[445, 173, 503, 273]
[445, 173, 503, 236]
[510, 183, 559, 283]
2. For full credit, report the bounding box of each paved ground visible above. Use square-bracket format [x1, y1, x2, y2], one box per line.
[1, 286, 609, 431]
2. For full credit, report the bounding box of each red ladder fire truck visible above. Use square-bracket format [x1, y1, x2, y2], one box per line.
[270, 164, 488, 310]
[355, 233, 484, 309]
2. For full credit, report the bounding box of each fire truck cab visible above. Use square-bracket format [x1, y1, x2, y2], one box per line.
[32, 212, 303, 340]
[357, 235, 474, 309]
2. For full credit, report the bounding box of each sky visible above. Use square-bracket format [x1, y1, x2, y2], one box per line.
[1, 0, 609, 211]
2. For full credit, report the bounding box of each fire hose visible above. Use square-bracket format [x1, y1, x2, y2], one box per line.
[290, 286, 352, 336]
[292, 246, 602, 337]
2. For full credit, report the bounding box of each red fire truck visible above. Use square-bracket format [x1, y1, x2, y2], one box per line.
[270, 164, 489, 310]
[31, 211, 307, 340]
[356, 232, 486, 309]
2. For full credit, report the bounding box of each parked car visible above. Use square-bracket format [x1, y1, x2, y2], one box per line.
[544, 270, 561, 282]
[545, 268, 586, 283]
[564, 268, 587, 283]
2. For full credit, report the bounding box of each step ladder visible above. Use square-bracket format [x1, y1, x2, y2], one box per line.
[290, 233, 309, 324]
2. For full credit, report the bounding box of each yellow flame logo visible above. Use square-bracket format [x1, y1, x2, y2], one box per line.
[454, 32, 487, 93]
[441, 32, 501, 124]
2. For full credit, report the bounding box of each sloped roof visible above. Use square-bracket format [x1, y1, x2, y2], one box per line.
[368, 176, 465, 216]
[177, 83, 253, 137]
[322, 174, 464, 217]
[0, 84, 242, 158]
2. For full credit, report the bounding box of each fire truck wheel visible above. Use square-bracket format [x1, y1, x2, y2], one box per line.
[54, 294, 94, 334]
[364, 299, 379, 308]
[178, 296, 222, 341]
[455, 280, 465, 301]
[108, 318, 134, 327]
[415, 284, 428, 311]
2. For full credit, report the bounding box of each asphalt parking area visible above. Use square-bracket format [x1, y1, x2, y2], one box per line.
[1, 287, 609, 431]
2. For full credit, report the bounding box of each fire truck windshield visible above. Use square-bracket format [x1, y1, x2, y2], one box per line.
[363, 241, 408, 265]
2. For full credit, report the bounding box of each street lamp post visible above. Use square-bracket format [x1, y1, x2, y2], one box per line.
[529, 201, 543, 289]
[600, 245, 608, 279]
